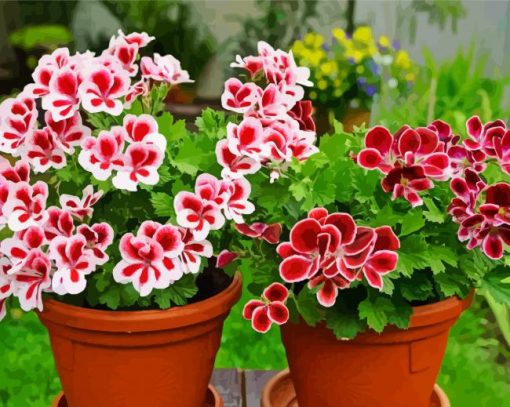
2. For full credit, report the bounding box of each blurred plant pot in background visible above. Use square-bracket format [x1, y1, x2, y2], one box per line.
[38, 272, 241, 407]
[315, 105, 371, 136]
[280, 291, 474, 407]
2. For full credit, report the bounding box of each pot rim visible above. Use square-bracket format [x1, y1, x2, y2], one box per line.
[38, 272, 242, 333]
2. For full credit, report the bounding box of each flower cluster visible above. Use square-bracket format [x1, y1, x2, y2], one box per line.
[79, 114, 166, 191]
[243, 282, 289, 333]
[219, 41, 318, 182]
[291, 27, 415, 107]
[357, 116, 510, 260]
[0, 160, 112, 320]
[243, 207, 399, 332]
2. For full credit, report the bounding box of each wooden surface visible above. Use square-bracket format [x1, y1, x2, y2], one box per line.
[211, 369, 278, 407]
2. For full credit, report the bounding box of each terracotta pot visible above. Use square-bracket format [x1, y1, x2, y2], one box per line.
[38, 272, 242, 407]
[281, 291, 474, 407]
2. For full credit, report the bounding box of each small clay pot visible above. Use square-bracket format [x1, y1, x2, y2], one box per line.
[260, 369, 450, 407]
[281, 291, 473, 407]
[38, 272, 241, 407]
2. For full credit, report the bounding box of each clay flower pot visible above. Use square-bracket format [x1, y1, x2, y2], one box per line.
[38, 272, 241, 407]
[280, 291, 474, 407]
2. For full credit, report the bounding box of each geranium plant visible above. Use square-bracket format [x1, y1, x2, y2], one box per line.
[239, 114, 510, 337]
[0, 33, 320, 321]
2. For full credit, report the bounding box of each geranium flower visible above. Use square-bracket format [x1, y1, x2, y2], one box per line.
[77, 223, 114, 266]
[11, 250, 52, 312]
[227, 117, 266, 159]
[0, 258, 13, 321]
[230, 54, 264, 79]
[0, 95, 37, 155]
[222, 177, 255, 223]
[23, 128, 66, 173]
[105, 35, 139, 77]
[79, 64, 130, 116]
[174, 191, 224, 241]
[59, 185, 103, 220]
[178, 228, 213, 274]
[216, 139, 261, 179]
[195, 173, 230, 208]
[235, 222, 282, 244]
[78, 127, 125, 181]
[45, 111, 91, 154]
[308, 273, 350, 307]
[23, 48, 70, 98]
[288, 100, 316, 132]
[41, 68, 81, 121]
[49, 234, 96, 295]
[448, 169, 487, 223]
[243, 282, 289, 333]
[123, 114, 166, 152]
[124, 79, 149, 108]
[493, 127, 510, 175]
[0, 157, 30, 183]
[112, 142, 163, 191]
[115, 30, 154, 48]
[43, 207, 75, 240]
[464, 116, 506, 157]
[3, 181, 48, 231]
[0, 225, 46, 273]
[221, 78, 261, 114]
[0, 180, 10, 229]
[216, 250, 239, 269]
[140, 53, 194, 85]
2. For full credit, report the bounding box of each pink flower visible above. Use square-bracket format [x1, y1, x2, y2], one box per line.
[112, 142, 164, 191]
[0, 258, 13, 321]
[43, 207, 75, 240]
[79, 64, 130, 115]
[235, 222, 282, 244]
[0, 95, 37, 155]
[493, 127, 510, 175]
[230, 54, 264, 79]
[3, 181, 48, 231]
[243, 282, 289, 333]
[227, 117, 266, 159]
[105, 35, 139, 77]
[59, 185, 103, 220]
[115, 30, 154, 48]
[222, 177, 255, 223]
[216, 139, 261, 179]
[464, 115, 506, 157]
[77, 223, 114, 266]
[140, 53, 193, 85]
[49, 234, 96, 295]
[174, 191, 224, 240]
[308, 273, 350, 307]
[23, 127, 66, 173]
[0, 157, 30, 183]
[113, 225, 183, 296]
[288, 100, 316, 132]
[42, 68, 81, 121]
[123, 114, 166, 152]
[178, 228, 213, 274]
[78, 127, 125, 181]
[23, 48, 70, 98]
[195, 173, 230, 208]
[124, 79, 149, 108]
[0, 179, 10, 229]
[0, 225, 45, 273]
[216, 250, 239, 269]
[45, 111, 91, 154]
[11, 250, 52, 312]
[221, 78, 261, 114]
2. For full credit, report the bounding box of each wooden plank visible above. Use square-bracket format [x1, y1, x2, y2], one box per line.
[211, 368, 244, 407]
[244, 370, 279, 407]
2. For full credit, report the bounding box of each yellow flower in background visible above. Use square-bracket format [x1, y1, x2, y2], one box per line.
[378, 35, 391, 48]
[395, 50, 412, 70]
[353, 26, 373, 44]
[292, 40, 305, 56]
[332, 28, 348, 44]
[317, 79, 328, 90]
[320, 61, 337, 75]
[405, 72, 416, 82]
[304, 32, 324, 49]
[356, 65, 365, 74]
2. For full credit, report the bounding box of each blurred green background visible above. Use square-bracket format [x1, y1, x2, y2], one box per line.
[1, 1, 509, 406]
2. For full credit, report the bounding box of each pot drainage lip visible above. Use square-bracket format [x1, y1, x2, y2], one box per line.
[261, 369, 450, 407]
[51, 384, 223, 407]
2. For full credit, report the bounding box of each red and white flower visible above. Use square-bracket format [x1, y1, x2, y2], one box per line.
[43, 207, 75, 241]
[77, 223, 114, 266]
[0, 95, 37, 155]
[174, 191, 225, 241]
[124, 79, 149, 108]
[0, 258, 12, 321]
[78, 127, 125, 180]
[115, 30, 154, 48]
[3, 181, 48, 231]
[23, 127, 66, 173]
[0, 179, 10, 229]
[23, 48, 70, 98]
[112, 142, 163, 191]
[42, 68, 81, 121]
[59, 185, 103, 221]
[243, 282, 289, 333]
[178, 228, 213, 274]
[221, 78, 261, 114]
[49, 234, 96, 295]
[222, 177, 255, 223]
[227, 117, 266, 159]
[79, 64, 130, 115]
[216, 139, 261, 179]
[45, 111, 91, 154]
[141, 53, 194, 85]
[123, 114, 166, 152]
[216, 250, 239, 269]
[235, 222, 282, 244]
[1, 225, 45, 273]
[464, 116, 507, 157]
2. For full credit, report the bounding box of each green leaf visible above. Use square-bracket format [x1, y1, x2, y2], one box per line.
[326, 304, 365, 339]
[435, 270, 470, 297]
[483, 269, 510, 305]
[99, 286, 121, 310]
[150, 192, 173, 217]
[296, 287, 325, 326]
[400, 209, 426, 236]
[399, 272, 435, 302]
[152, 274, 198, 308]
[358, 295, 412, 333]
[423, 197, 445, 223]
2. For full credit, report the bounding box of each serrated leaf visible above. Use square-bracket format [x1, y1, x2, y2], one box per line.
[358, 295, 412, 333]
[400, 209, 426, 236]
[483, 269, 510, 305]
[423, 197, 445, 223]
[99, 286, 121, 309]
[150, 192, 173, 217]
[296, 287, 325, 326]
[326, 305, 365, 339]
[435, 271, 469, 297]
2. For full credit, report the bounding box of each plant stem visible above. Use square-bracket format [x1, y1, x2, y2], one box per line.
[346, 0, 356, 35]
